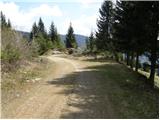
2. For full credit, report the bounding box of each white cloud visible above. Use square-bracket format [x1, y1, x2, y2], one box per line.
[79, 0, 103, 8]
[0, 2, 63, 31]
[60, 14, 98, 36]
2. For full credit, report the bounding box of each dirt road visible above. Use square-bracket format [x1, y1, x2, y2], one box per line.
[2, 54, 116, 118]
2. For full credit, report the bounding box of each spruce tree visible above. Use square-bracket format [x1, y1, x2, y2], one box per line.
[49, 22, 58, 44]
[30, 22, 38, 39]
[1, 11, 7, 28]
[88, 31, 95, 53]
[96, 1, 113, 51]
[38, 18, 45, 33]
[145, 1, 159, 87]
[65, 23, 77, 48]
[37, 17, 47, 38]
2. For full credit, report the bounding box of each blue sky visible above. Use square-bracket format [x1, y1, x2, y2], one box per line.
[0, 0, 115, 36]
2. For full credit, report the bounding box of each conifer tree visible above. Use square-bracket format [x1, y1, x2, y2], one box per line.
[1, 11, 7, 28]
[96, 1, 113, 51]
[30, 22, 38, 39]
[65, 23, 77, 48]
[49, 22, 58, 44]
[88, 31, 95, 53]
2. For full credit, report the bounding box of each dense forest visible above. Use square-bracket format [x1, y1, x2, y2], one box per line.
[86, 1, 159, 88]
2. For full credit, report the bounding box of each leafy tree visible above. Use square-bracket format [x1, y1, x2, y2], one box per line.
[65, 23, 77, 48]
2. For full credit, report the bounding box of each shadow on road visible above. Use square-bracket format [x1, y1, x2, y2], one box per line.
[46, 62, 159, 119]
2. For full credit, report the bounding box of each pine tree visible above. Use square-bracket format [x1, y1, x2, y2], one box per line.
[37, 17, 47, 38]
[96, 1, 113, 51]
[38, 18, 45, 33]
[1, 11, 7, 28]
[49, 22, 64, 49]
[88, 31, 95, 53]
[49, 22, 58, 44]
[65, 23, 77, 48]
[145, 1, 159, 87]
[113, 1, 137, 66]
[30, 22, 38, 39]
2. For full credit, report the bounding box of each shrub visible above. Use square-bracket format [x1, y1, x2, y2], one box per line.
[1, 28, 37, 71]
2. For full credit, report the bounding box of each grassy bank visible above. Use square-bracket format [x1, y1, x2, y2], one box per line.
[85, 60, 159, 118]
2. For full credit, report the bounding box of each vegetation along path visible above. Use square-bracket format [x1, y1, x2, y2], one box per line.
[2, 54, 158, 119]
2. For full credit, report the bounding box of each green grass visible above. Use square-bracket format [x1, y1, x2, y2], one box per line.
[92, 62, 159, 118]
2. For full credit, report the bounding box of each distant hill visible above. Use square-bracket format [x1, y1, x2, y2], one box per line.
[17, 31, 87, 49]
[17, 30, 30, 41]
[60, 34, 87, 49]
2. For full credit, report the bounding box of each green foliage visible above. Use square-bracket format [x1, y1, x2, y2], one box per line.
[1, 11, 11, 29]
[86, 32, 97, 53]
[49, 22, 65, 50]
[1, 27, 38, 71]
[1, 44, 20, 63]
[96, 1, 114, 51]
[66, 23, 77, 48]
[34, 34, 52, 55]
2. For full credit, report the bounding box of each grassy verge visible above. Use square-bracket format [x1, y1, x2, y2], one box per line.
[138, 69, 159, 87]
[1, 56, 55, 103]
[91, 62, 159, 118]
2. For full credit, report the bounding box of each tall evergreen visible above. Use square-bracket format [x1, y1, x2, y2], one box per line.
[49, 22, 57, 44]
[145, 1, 159, 87]
[37, 18, 47, 38]
[30, 22, 38, 39]
[113, 1, 159, 87]
[38, 18, 45, 33]
[65, 23, 77, 48]
[88, 31, 95, 53]
[96, 1, 113, 51]
[1, 11, 11, 29]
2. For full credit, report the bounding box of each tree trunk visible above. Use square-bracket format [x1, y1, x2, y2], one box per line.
[126, 52, 129, 65]
[135, 52, 139, 72]
[149, 49, 157, 88]
[130, 52, 134, 69]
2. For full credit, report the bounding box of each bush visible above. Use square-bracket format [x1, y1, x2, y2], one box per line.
[1, 28, 37, 71]
[1, 44, 20, 63]
[34, 34, 51, 55]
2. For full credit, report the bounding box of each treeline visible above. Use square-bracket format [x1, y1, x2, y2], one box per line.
[1, 11, 78, 70]
[30, 18, 65, 55]
[30, 18, 78, 55]
[86, 1, 159, 87]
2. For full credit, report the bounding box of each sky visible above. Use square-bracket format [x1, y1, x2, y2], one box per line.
[0, 0, 115, 36]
